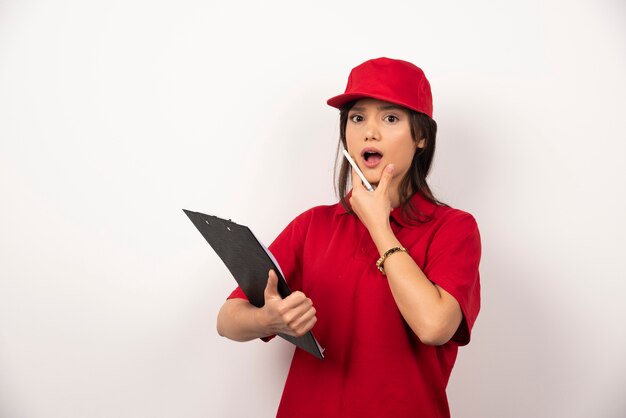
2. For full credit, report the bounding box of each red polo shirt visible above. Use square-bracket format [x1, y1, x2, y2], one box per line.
[228, 192, 481, 418]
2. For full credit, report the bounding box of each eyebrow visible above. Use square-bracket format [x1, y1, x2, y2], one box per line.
[349, 105, 406, 112]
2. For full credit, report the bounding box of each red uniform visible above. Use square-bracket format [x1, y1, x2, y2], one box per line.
[228, 192, 481, 417]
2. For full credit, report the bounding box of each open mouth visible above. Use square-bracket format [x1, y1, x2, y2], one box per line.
[361, 148, 383, 167]
[363, 151, 382, 161]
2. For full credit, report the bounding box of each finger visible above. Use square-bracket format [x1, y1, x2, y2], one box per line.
[289, 306, 317, 331]
[292, 316, 318, 337]
[281, 292, 312, 312]
[281, 298, 314, 323]
[264, 269, 280, 299]
[376, 164, 395, 194]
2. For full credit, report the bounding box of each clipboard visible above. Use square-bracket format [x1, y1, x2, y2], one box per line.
[183, 209, 325, 359]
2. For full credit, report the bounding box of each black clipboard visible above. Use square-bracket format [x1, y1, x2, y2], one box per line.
[183, 209, 324, 359]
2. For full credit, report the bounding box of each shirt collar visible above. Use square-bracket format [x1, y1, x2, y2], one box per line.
[390, 191, 439, 227]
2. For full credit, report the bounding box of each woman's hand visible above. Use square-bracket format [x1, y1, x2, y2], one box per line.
[255, 270, 317, 337]
[349, 164, 395, 234]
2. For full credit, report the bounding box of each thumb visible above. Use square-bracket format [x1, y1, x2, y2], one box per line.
[377, 164, 395, 193]
[264, 269, 280, 300]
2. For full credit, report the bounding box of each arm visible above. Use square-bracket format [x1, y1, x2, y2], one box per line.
[216, 269, 318, 341]
[366, 224, 462, 346]
[349, 165, 462, 346]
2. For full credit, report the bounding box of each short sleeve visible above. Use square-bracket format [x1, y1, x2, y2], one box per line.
[423, 211, 481, 346]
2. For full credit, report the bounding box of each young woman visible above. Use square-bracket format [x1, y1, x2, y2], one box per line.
[217, 57, 481, 418]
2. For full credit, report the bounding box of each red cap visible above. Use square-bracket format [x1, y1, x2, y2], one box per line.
[327, 57, 433, 118]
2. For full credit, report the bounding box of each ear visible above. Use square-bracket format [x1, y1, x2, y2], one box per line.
[416, 137, 426, 149]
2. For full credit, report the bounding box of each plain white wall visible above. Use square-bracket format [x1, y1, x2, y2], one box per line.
[1, 0, 625, 417]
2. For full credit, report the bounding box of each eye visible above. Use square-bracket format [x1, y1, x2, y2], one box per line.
[350, 114, 364, 123]
[384, 114, 399, 123]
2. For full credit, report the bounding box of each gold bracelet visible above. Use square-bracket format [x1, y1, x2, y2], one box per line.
[376, 246, 408, 275]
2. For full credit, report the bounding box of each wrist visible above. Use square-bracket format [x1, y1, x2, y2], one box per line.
[376, 246, 408, 275]
[369, 225, 399, 253]
[253, 306, 273, 335]
[368, 221, 392, 240]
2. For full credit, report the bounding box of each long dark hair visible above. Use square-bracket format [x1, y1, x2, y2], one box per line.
[333, 100, 445, 223]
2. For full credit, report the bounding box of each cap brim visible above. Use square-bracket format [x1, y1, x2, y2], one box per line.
[327, 92, 427, 116]
[327, 92, 375, 109]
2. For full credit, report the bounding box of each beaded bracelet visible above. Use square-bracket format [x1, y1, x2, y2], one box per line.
[376, 246, 408, 275]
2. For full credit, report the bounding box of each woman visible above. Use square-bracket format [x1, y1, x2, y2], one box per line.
[217, 57, 481, 418]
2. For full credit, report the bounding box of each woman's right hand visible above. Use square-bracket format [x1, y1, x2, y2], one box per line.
[256, 270, 317, 337]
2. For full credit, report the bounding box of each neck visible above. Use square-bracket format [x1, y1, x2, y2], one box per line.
[389, 178, 407, 209]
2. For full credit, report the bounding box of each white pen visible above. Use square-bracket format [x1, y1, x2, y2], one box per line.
[342, 148, 375, 192]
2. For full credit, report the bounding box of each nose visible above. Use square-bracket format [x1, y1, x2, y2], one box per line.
[364, 119, 380, 141]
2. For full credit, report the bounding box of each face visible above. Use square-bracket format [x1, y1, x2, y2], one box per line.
[345, 98, 425, 190]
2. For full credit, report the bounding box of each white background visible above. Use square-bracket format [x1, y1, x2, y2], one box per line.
[1, 0, 625, 417]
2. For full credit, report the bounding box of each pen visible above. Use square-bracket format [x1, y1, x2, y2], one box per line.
[342, 148, 375, 192]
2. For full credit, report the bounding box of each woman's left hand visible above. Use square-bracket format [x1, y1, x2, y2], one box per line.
[349, 164, 395, 234]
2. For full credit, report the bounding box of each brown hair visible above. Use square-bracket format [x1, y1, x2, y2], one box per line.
[333, 101, 445, 223]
